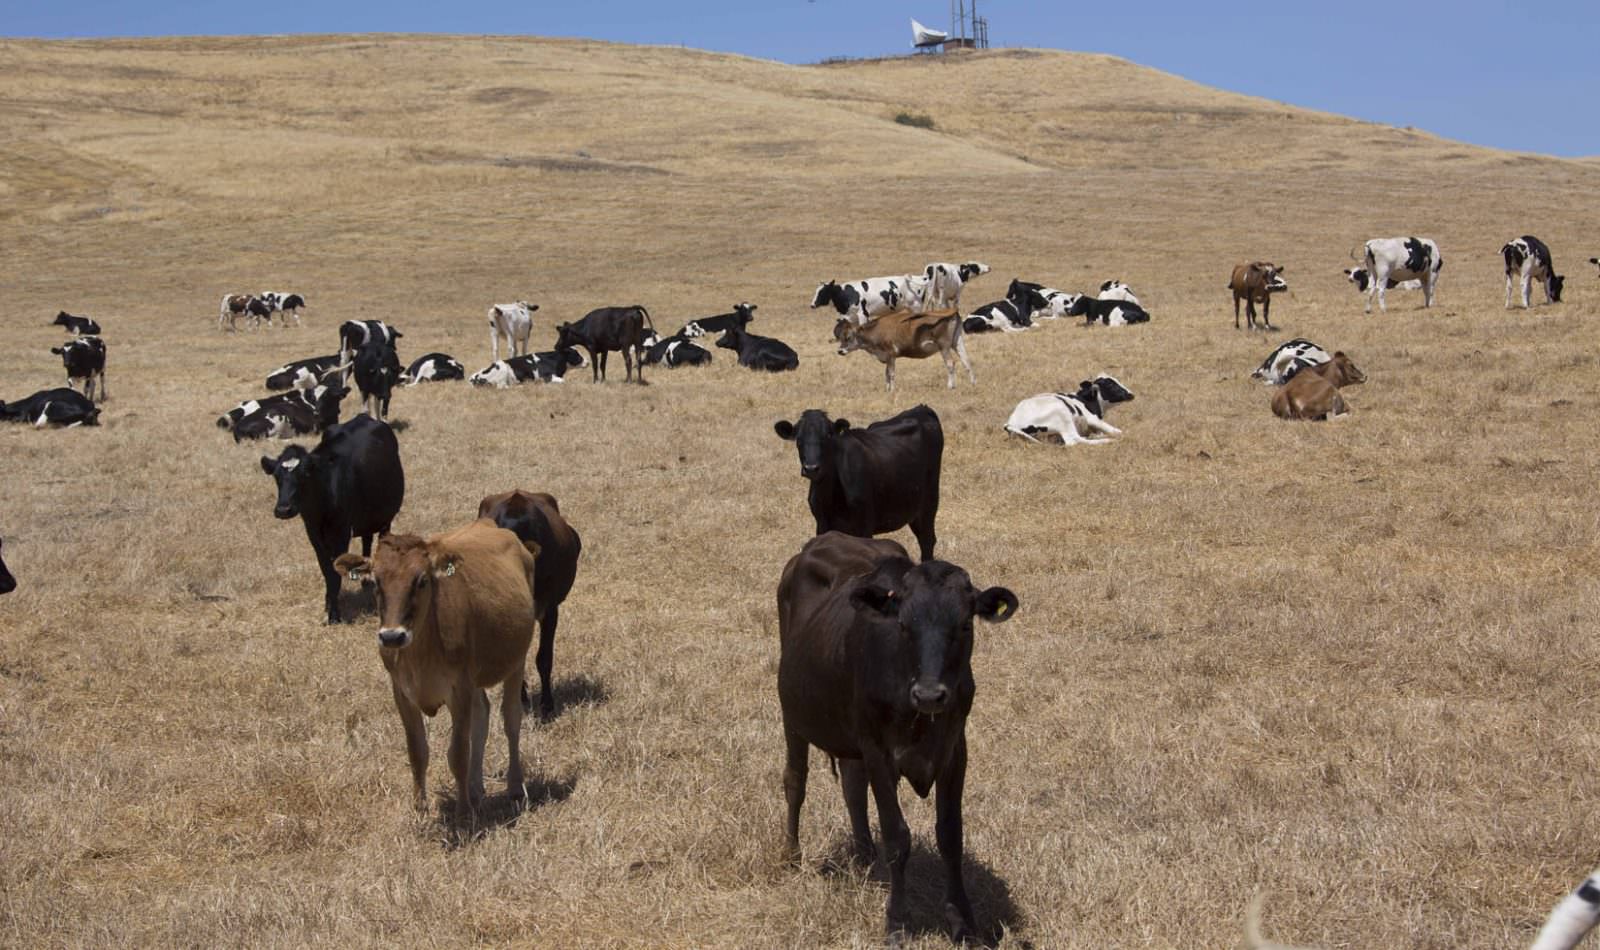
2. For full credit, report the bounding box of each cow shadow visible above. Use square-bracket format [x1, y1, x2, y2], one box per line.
[823, 836, 1027, 948]
[335, 583, 377, 621]
[437, 771, 577, 845]
[544, 673, 611, 720]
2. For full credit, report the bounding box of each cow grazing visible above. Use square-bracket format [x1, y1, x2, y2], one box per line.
[0, 388, 101, 427]
[477, 490, 583, 719]
[922, 261, 990, 310]
[1098, 280, 1141, 305]
[1342, 267, 1421, 293]
[1358, 236, 1442, 312]
[678, 302, 757, 339]
[1003, 374, 1135, 445]
[52, 311, 101, 335]
[219, 294, 273, 331]
[217, 382, 347, 431]
[1068, 295, 1150, 326]
[266, 354, 341, 392]
[332, 519, 538, 824]
[833, 309, 973, 392]
[1502, 235, 1564, 308]
[228, 386, 348, 443]
[553, 305, 653, 384]
[0, 538, 13, 595]
[258, 292, 308, 328]
[260, 414, 405, 624]
[336, 320, 403, 384]
[1271, 351, 1366, 420]
[488, 301, 538, 361]
[773, 405, 942, 561]
[717, 324, 799, 372]
[811, 276, 925, 324]
[50, 337, 107, 403]
[404, 353, 465, 386]
[1251, 338, 1330, 385]
[776, 531, 1018, 944]
[1229, 262, 1289, 330]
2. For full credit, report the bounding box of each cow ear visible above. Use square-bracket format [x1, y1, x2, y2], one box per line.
[429, 552, 463, 578]
[1275, 264, 1286, 273]
[522, 539, 542, 561]
[333, 553, 372, 580]
[260, 456, 277, 475]
[975, 586, 1018, 623]
[832, 419, 850, 435]
[774, 420, 797, 440]
[850, 583, 899, 616]
[50, 347, 63, 355]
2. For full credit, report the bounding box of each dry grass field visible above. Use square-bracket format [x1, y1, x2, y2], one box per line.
[5, 34, 1600, 948]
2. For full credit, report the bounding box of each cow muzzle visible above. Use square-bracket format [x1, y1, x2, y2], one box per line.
[909, 681, 952, 715]
[273, 504, 296, 520]
[377, 627, 413, 649]
[799, 463, 820, 479]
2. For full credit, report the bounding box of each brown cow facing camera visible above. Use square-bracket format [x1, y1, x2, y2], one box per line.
[1229, 261, 1288, 330]
[334, 519, 540, 824]
[1271, 351, 1366, 420]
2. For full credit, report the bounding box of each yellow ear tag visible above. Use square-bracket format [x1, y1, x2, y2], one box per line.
[994, 601, 1008, 617]
[442, 562, 457, 577]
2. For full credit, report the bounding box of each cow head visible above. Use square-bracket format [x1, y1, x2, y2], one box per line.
[1064, 295, 1094, 318]
[810, 282, 839, 309]
[520, 301, 539, 312]
[832, 320, 865, 356]
[850, 560, 1017, 716]
[1006, 279, 1049, 312]
[958, 261, 990, 282]
[1092, 374, 1136, 404]
[559, 347, 587, 369]
[0, 537, 15, 595]
[1258, 263, 1288, 293]
[1324, 352, 1367, 387]
[470, 361, 513, 388]
[774, 410, 851, 480]
[313, 384, 350, 427]
[261, 445, 316, 519]
[51, 312, 71, 327]
[1343, 268, 1371, 292]
[1549, 274, 1566, 302]
[554, 322, 578, 352]
[733, 302, 757, 323]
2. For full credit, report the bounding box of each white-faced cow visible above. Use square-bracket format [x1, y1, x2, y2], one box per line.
[812, 277, 924, 324]
[1098, 280, 1141, 305]
[1502, 235, 1564, 308]
[260, 414, 405, 624]
[1069, 295, 1150, 326]
[488, 301, 538, 361]
[833, 309, 973, 392]
[333, 519, 538, 825]
[52, 311, 101, 335]
[50, 337, 107, 403]
[777, 531, 1017, 945]
[1358, 237, 1442, 312]
[717, 324, 799, 372]
[403, 353, 465, 385]
[1229, 262, 1288, 330]
[1271, 352, 1366, 420]
[1004, 375, 1135, 445]
[553, 306, 654, 384]
[477, 490, 582, 719]
[922, 261, 990, 310]
[0, 538, 13, 595]
[258, 291, 308, 328]
[0, 388, 100, 428]
[266, 354, 342, 392]
[1251, 339, 1330, 385]
[773, 405, 943, 561]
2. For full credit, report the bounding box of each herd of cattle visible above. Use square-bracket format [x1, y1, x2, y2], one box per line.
[5, 236, 1600, 948]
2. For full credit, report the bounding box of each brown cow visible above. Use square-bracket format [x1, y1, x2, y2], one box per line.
[832, 308, 974, 393]
[333, 519, 540, 823]
[476, 490, 582, 719]
[1229, 262, 1288, 330]
[1270, 351, 1365, 420]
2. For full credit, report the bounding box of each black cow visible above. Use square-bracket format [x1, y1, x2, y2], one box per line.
[50, 337, 108, 403]
[477, 489, 583, 719]
[553, 305, 654, 384]
[260, 414, 405, 624]
[336, 320, 402, 384]
[0, 388, 101, 427]
[678, 302, 757, 339]
[402, 352, 465, 385]
[349, 339, 401, 420]
[717, 324, 799, 372]
[266, 354, 341, 392]
[773, 405, 942, 561]
[0, 537, 13, 595]
[777, 531, 1018, 945]
[52, 311, 101, 335]
[1067, 295, 1151, 326]
[229, 385, 347, 442]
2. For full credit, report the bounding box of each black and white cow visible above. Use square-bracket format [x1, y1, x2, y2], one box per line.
[231, 385, 347, 443]
[488, 301, 538, 361]
[336, 320, 402, 384]
[1008, 280, 1079, 319]
[812, 276, 925, 324]
[678, 302, 758, 339]
[1358, 236, 1443, 312]
[50, 336, 107, 403]
[266, 354, 342, 392]
[1502, 235, 1564, 309]
[1068, 296, 1150, 326]
[219, 294, 274, 331]
[52, 311, 101, 335]
[963, 280, 1050, 334]
[1251, 338, 1331, 385]
[1589, 257, 1599, 275]
[922, 261, 990, 310]
[717, 324, 799, 372]
[640, 332, 713, 367]
[403, 353, 465, 385]
[0, 388, 101, 427]
[258, 292, 308, 328]
[469, 352, 573, 387]
[1343, 267, 1421, 293]
[1098, 280, 1141, 305]
[1003, 375, 1135, 445]
[217, 383, 349, 431]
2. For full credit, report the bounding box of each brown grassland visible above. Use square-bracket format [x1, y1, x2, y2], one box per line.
[3, 34, 1600, 948]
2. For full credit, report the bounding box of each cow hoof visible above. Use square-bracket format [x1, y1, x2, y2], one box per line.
[540, 700, 555, 721]
[885, 925, 910, 948]
[944, 903, 976, 944]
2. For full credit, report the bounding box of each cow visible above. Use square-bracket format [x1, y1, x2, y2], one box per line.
[266, 354, 342, 392]
[640, 333, 713, 368]
[469, 353, 569, 387]
[833, 309, 973, 392]
[811, 276, 925, 324]
[0, 538, 13, 595]
[678, 302, 758, 339]
[964, 281, 1045, 333]
[553, 305, 654, 384]
[1003, 375, 1135, 445]
[1068, 295, 1150, 326]
[1590, 257, 1599, 274]
[228, 386, 348, 443]
[776, 531, 1018, 945]
[477, 490, 583, 719]
[217, 382, 347, 430]
[1098, 280, 1141, 305]
[49, 336, 107, 403]
[350, 339, 401, 420]
[1502, 235, 1565, 308]
[773, 405, 942, 561]
[219, 294, 273, 331]
[403, 353, 465, 386]
[1342, 267, 1421, 293]
[336, 320, 403, 384]
[331, 519, 538, 825]
[488, 301, 538, 361]
[1271, 351, 1366, 420]
[922, 261, 990, 310]
[260, 413, 405, 624]
[1251, 339, 1330, 385]
[1357, 236, 1442, 312]
[1008, 280, 1079, 319]
[1531, 866, 1600, 950]
[52, 311, 100, 335]
[258, 291, 308, 328]
[716, 324, 799, 372]
[0, 388, 101, 427]
[1229, 262, 1289, 330]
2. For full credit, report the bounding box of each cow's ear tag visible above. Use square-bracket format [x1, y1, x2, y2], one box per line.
[994, 600, 1009, 618]
[442, 562, 457, 577]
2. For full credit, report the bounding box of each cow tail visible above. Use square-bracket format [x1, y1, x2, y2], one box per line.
[636, 305, 654, 331]
[1348, 244, 1362, 262]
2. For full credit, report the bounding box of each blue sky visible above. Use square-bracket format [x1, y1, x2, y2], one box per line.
[5, 1, 1597, 157]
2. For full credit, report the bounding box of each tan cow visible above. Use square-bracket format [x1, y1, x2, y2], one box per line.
[832, 308, 974, 393]
[1229, 261, 1288, 330]
[1270, 351, 1366, 420]
[334, 519, 540, 824]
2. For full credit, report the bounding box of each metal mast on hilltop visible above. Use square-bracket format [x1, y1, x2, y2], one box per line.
[947, 0, 988, 51]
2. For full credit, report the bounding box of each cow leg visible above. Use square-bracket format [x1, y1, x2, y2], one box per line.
[865, 754, 912, 944]
[910, 508, 937, 563]
[1425, 272, 1438, 308]
[1245, 298, 1256, 330]
[936, 734, 976, 942]
[446, 686, 477, 825]
[941, 349, 957, 389]
[1261, 296, 1273, 330]
[98, 369, 108, 403]
[312, 539, 344, 624]
[501, 665, 527, 803]
[534, 604, 558, 719]
[1506, 273, 1515, 309]
[1523, 273, 1533, 309]
[954, 332, 975, 384]
[595, 351, 606, 383]
[390, 680, 430, 813]
[839, 758, 874, 867]
[1233, 296, 1241, 329]
[490, 325, 500, 363]
[782, 730, 808, 865]
[884, 358, 895, 394]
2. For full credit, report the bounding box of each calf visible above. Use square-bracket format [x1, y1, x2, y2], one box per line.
[777, 531, 1018, 944]
[50, 337, 107, 403]
[477, 490, 583, 719]
[678, 302, 757, 339]
[553, 305, 654, 384]
[717, 324, 799, 372]
[470, 353, 568, 387]
[811, 276, 925, 324]
[1229, 262, 1288, 330]
[1008, 280, 1079, 319]
[1342, 267, 1421, 293]
[229, 386, 347, 443]
[258, 291, 308, 328]
[1251, 339, 1330, 385]
[404, 353, 465, 385]
[833, 309, 973, 392]
[217, 382, 347, 430]
[1004, 374, 1135, 445]
[1271, 351, 1366, 420]
[1502, 235, 1564, 308]
[922, 261, 990, 310]
[260, 414, 405, 624]
[332, 519, 538, 824]
[1358, 236, 1442, 312]
[1098, 280, 1141, 305]
[336, 320, 402, 384]
[52, 311, 101, 335]
[773, 405, 942, 561]
[964, 282, 1042, 332]
[0, 388, 101, 427]
[267, 354, 341, 392]
[640, 334, 713, 368]
[0, 538, 13, 595]
[488, 301, 538, 361]
[1069, 295, 1150, 326]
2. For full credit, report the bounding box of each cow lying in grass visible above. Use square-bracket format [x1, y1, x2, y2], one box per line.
[1004, 375, 1135, 445]
[1270, 352, 1365, 420]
